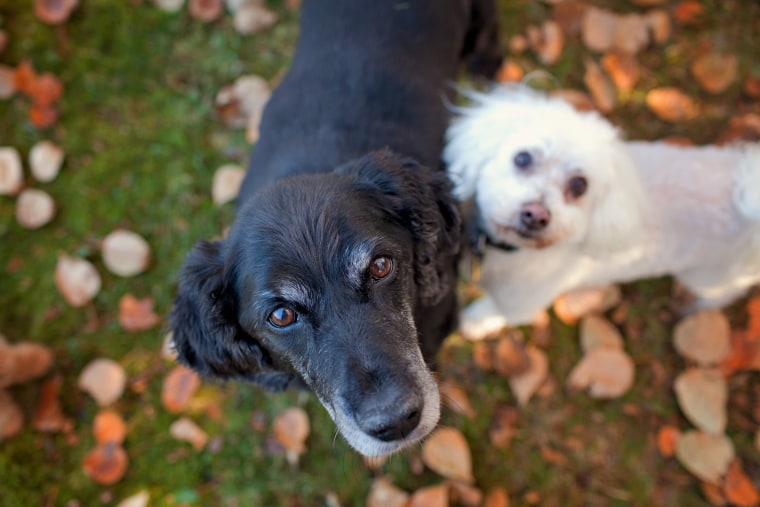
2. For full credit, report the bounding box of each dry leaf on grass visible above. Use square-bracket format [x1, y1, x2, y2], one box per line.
[409, 483, 449, 507]
[672, 0, 705, 25]
[215, 75, 271, 130]
[701, 481, 727, 507]
[421, 427, 473, 483]
[673, 310, 731, 366]
[234, 2, 278, 35]
[78, 358, 127, 406]
[581, 6, 617, 53]
[94, 410, 127, 445]
[115, 490, 149, 507]
[645, 9, 671, 45]
[550, 1, 587, 36]
[29, 104, 59, 129]
[0, 64, 16, 99]
[189, 0, 223, 22]
[272, 407, 310, 466]
[744, 76, 760, 99]
[601, 51, 640, 93]
[32, 375, 69, 433]
[489, 405, 518, 449]
[212, 164, 246, 205]
[28, 73, 62, 107]
[691, 53, 738, 94]
[101, 229, 151, 277]
[152, 0, 184, 12]
[717, 113, 760, 144]
[507, 345, 549, 406]
[170, 417, 208, 450]
[656, 425, 681, 458]
[675, 430, 735, 484]
[674, 368, 727, 435]
[366, 478, 409, 507]
[720, 330, 760, 375]
[579, 315, 624, 353]
[549, 89, 596, 112]
[646, 87, 698, 122]
[54, 254, 101, 307]
[495, 60, 524, 83]
[612, 14, 649, 54]
[583, 57, 615, 113]
[82, 442, 129, 485]
[494, 332, 530, 378]
[161, 365, 201, 413]
[0, 340, 53, 387]
[0, 389, 24, 441]
[118, 294, 160, 331]
[35, 0, 78, 25]
[484, 487, 510, 507]
[553, 285, 621, 324]
[0, 147, 23, 196]
[526, 20, 564, 65]
[723, 459, 760, 507]
[440, 380, 476, 418]
[567, 347, 634, 398]
[16, 188, 55, 229]
[449, 480, 482, 507]
[29, 140, 64, 182]
[161, 332, 178, 362]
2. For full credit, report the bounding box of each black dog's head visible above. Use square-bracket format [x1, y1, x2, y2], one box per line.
[170, 150, 461, 456]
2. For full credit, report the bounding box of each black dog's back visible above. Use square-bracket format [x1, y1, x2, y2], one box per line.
[238, 0, 501, 202]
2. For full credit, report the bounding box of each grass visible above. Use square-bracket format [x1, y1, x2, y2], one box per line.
[1, 0, 759, 506]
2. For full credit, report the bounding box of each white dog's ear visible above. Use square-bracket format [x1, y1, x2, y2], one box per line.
[582, 142, 650, 254]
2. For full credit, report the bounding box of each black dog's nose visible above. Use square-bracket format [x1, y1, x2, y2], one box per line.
[520, 202, 551, 231]
[361, 404, 422, 442]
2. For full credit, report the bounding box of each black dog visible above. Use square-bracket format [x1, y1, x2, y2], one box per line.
[171, 0, 501, 457]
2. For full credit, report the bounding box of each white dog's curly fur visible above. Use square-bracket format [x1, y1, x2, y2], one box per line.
[444, 85, 760, 336]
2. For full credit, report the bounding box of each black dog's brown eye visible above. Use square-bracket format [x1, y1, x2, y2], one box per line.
[369, 256, 393, 279]
[566, 176, 588, 198]
[268, 307, 296, 327]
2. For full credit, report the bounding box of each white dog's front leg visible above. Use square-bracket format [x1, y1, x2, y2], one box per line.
[459, 294, 510, 340]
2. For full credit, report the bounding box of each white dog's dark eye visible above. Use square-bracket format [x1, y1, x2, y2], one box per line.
[369, 255, 393, 280]
[514, 151, 533, 169]
[566, 176, 588, 198]
[268, 307, 297, 327]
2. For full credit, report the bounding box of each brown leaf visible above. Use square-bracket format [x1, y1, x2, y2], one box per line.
[581, 6, 617, 53]
[367, 478, 410, 507]
[0, 147, 24, 196]
[421, 427, 474, 483]
[78, 358, 127, 406]
[744, 75, 760, 99]
[720, 330, 760, 375]
[553, 285, 621, 324]
[448, 480, 482, 507]
[118, 294, 160, 331]
[672, 1, 705, 25]
[583, 57, 616, 113]
[212, 164, 246, 206]
[540, 445, 569, 466]
[16, 188, 55, 229]
[495, 59, 524, 83]
[646, 87, 698, 122]
[645, 9, 671, 45]
[717, 113, 760, 145]
[161, 365, 201, 414]
[409, 483, 449, 507]
[188, 0, 223, 22]
[82, 442, 129, 485]
[550, 1, 587, 36]
[233, 3, 278, 35]
[494, 332, 530, 377]
[601, 51, 640, 93]
[115, 490, 150, 507]
[0, 389, 24, 441]
[101, 230, 151, 277]
[488, 405, 518, 449]
[657, 425, 681, 458]
[440, 380, 476, 418]
[14, 60, 38, 95]
[484, 487, 510, 507]
[29, 140, 64, 182]
[674, 368, 727, 434]
[0, 341, 53, 388]
[722, 459, 760, 507]
[34, 0, 79, 25]
[579, 315, 624, 354]
[567, 347, 634, 398]
[748, 297, 760, 338]
[612, 14, 649, 54]
[701, 481, 728, 506]
[54, 254, 101, 307]
[169, 416, 208, 450]
[549, 89, 596, 112]
[507, 345, 549, 406]
[472, 341, 494, 371]
[28, 73, 63, 107]
[29, 104, 59, 129]
[0, 64, 16, 99]
[272, 407, 310, 465]
[691, 53, 738, 94]
[675, 430, 734, 484]
[527, 20, 564, 65]
[32, 375, 69, 433]
[673, 310, 731, 365]
[93, 410, 127, 445]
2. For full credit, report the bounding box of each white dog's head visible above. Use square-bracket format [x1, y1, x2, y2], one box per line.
[444, 85, 647, 252]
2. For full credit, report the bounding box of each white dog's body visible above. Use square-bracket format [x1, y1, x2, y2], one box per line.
[444, 86, 760, 332]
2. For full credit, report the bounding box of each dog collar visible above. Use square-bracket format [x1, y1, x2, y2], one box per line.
[468, 230, 518, 282]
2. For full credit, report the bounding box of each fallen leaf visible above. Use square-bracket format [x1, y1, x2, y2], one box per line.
[215, 75, 271, 130]
[583, 57, 616, 113]
[118, 294, 160, 331]
[748, 297, 760, 337]
[553, 285, 621, 324]
[34, 0, 79, 25]
[494, 332, 530, 378]
[0, 341, 53, 388]
[409, 483, 449, 507]
[78, 358, 127, 406]
[272, 407, 310, 466]
[233, 2, 278, 35]
[507, 34, 528, 54]
[722, 459, 760, 507]
[645, 9, 671, 44]
[657, 425, 681, 458]
[28, 73, 63, 107]
[161, 332, 178, 362]
[744, 75, 760, 99]
[675, 430, 735, 484]
[29, 104, 59, 129]
[0, 389, 24, 441]
[540, 444, 569, 467]
[440, 380, 476, 418]
[484, 487, 510, 507]
[29, 140, 64, 182]
[601, 51, 640, 93]
[673, 310, 732, 365]
[449, 480, 482, 507]
[161, 365, 201, 413]
[612, 13, 649, 54]
[14, 60, 37, 96]
[16, 188, 55, 229]
[549, 89, 596, 112]
[507, 345, 549, 406]
[189, 0, 223, 22]
[720, 330, 760, 374]
[421, 427, 474, 483]
[488, 405, 518, 449]
[567, 347, 634, 398]
[101, 229, 151, 277]
[0, 31, 6, 56]
[0, 147, 24, 196]
[674, 368, 727, 434]
[527, 20, 564, 65]
[32, 375, 69, 433]
[367, 478, 409, 507]
[0, 64, 16, 99]
[579, 315, 624, 353]
[115, 490, 150, 507]
[54, 254, 101, 307]
[646, 87, 698, 122]
[581, 6, 617, 52]
[550, 1, 587, 36]
[94, 410, 127, 445]
[472, 341, 494, 371]
[691, 53, 738, 94]
[152, 0, 184, 12]
[169, 417, 208, 450]
[83, 442, 128, 485]
[701, 481, 727, 506]
[672, 0, 705, 25]
[495, 59, 524, 83]
[212, 164, 246, 205]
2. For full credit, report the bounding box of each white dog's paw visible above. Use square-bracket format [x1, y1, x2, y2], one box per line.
[459, 295, 509, 340]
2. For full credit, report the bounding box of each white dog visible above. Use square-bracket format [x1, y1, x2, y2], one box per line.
[444, 85, 760, 336]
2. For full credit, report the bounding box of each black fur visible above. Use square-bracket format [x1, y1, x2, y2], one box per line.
[171, 0, 500, 455]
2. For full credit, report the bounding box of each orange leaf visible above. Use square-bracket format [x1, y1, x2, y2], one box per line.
[747, 297, 760, 339]
[720, 331, 760, 375]
[691, 53, 738, 94]
[646, 87, 698, 122]
[14, 60, 37, 96]
[32, 375, 69, 433]
[29, 104, 59, 129]
[118, 294, 160, 331]
[409, 484, 449, 507]
[82, 442, 128, 485]
[29, 73, 63, 106]
[673, 1, 705, 25]
[723, 459, 760, 507]
[484, 487, 510, 507]
[161, 365, 201, 413]
[656, 425, 681, 457]
[421, 427, 474, 483]
[93, 410, 127, 445]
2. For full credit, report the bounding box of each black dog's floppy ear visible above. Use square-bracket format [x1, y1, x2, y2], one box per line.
[170, 240, 294, 391]
[339, 149, 462, 306]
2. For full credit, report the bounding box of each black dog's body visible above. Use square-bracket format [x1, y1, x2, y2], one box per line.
[172, 0, 500, 457]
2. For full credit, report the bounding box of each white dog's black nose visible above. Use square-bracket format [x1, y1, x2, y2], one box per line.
[520, 202, 551, 230]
